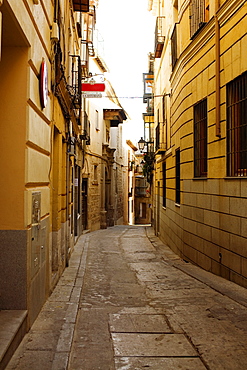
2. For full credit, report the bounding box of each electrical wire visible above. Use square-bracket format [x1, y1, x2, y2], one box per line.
[103, 94, 170, 99]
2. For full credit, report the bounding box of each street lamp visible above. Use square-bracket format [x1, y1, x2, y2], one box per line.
[138, 137, 146, 151]
[137, 137, 155, 184]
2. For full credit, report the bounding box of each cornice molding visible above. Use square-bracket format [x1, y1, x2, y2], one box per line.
[217, 0, 246, 26]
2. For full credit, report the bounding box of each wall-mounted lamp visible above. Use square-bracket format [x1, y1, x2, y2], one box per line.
[138, 137, 155, 183]
[138, 137, 146, 151]
[51, 22, 59, 41]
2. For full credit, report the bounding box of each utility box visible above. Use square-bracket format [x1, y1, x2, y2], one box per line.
[31, 192, 41, 278]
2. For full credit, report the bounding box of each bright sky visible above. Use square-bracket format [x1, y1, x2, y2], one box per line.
[96, 0, 155, 145]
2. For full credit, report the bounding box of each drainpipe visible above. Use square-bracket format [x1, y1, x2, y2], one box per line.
[66, 132, 70, 266]
[215, 0, 221, 137]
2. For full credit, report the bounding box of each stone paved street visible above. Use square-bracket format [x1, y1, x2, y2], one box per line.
[6, 225, 247, 369]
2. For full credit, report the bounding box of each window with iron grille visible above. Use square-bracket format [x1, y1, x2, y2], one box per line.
[175, 149, 180, 204]
[156, 123, 160, 150]
[95, 110, 99, 130]
[171, 23, 178, 69]
[190, 0, 209, 38]
[194, 99, 207, 177]
[162, 94, 167, 150]
[227, 72, 247, 177]
[156, 109, 160, 150]
[162, 162, 166, 207]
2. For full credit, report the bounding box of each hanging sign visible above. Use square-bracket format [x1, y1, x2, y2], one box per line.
[81, 83, 105, 92]
[39, 59, 48, 109]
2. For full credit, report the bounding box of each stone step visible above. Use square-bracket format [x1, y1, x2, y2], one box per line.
[0, 310, 27, 370]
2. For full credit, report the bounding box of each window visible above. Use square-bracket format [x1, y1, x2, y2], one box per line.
[95, 110, 99, 130]
[194, 99, 207, 177]
[175, 149, 180, 204]
[227, 72, 247, 177]
[205, 0, 210, 22]
[162, 94, 167, 150]
[93, 165, 98, 182]
[135, 177, 147, 196]
[171, 23, 178, 69]
[190, 0, 209, 38]
[162, 162, 166, 207]
[156, 109, 160, 150]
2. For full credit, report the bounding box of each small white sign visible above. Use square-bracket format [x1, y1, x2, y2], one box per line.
[82, 93, 102, 98]
[74, 178, 78, 186]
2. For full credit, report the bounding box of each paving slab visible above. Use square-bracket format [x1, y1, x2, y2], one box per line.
[115, 357, 207, 370]
[109, 313, 172, 333]
[111, 333, 198, 357]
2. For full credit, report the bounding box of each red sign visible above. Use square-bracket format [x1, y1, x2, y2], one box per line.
[81, 83, 105, 92]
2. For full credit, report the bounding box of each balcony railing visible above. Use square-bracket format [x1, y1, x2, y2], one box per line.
[154, 16, 166, 58]
[54, 45, 81, 127]
[68, 55, 82, 110]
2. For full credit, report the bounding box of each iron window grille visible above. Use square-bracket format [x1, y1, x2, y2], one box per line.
[156, 109, 160, 151]
[162, 94, 167, 151]
[163, 162, 166, 208]
[227, 72, 247, 177]
[171, 23, 178, 70]
[156, 123, 160, 150]
[190, 0, 209, 38]
[68, 55, 82, 111]
[194, 99, 207, 177]
[175, 149, 180, 204]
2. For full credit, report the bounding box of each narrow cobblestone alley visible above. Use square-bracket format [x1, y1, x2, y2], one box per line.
[6, 226, 247, 370]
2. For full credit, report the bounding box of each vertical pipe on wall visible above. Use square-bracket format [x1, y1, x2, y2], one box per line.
[215, 0, 221, 137]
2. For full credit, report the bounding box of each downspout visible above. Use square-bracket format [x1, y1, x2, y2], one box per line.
[54, 0, 58, 22]
[66, 130, 70, 266]
[215, 0, 221, 137]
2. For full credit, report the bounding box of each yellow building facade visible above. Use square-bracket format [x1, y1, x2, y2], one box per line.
[150, 0, 247, 287]
[0, 0, 90, 329]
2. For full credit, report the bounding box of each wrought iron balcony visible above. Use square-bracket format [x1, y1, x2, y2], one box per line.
[54, 44, 81, 128]
[154, 16, 166, 58]
[67, 55, 82, 111]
